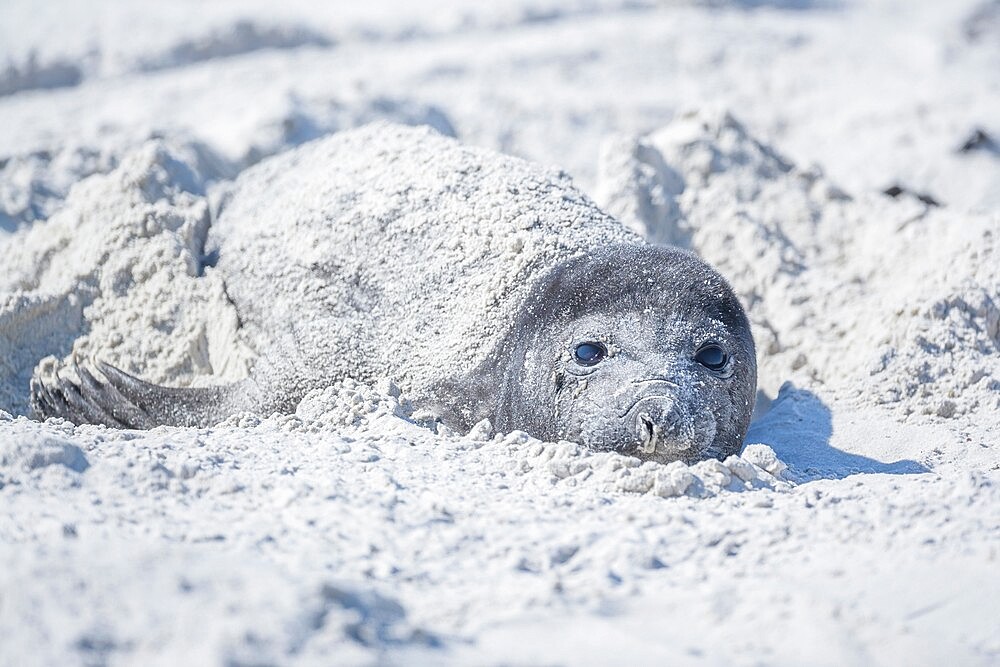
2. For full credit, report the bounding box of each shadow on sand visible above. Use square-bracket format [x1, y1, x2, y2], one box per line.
[745, 382, 928, 481]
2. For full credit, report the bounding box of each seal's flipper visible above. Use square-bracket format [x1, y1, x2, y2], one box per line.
[30, 360, 250, 429]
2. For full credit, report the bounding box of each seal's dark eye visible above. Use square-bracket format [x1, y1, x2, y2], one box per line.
[695, 344, 728, 370]
[573, 342, 607, 366]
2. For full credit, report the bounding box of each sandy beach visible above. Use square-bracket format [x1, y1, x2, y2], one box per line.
[1, 1, 998, 664]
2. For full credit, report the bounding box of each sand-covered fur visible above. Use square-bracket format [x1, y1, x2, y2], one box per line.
[207, 122, 637, 412]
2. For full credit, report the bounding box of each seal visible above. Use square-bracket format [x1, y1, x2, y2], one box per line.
[451, 243, 757, 463]
[30, 122, 756, 462]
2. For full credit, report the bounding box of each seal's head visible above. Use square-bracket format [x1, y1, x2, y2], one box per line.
[490, 243, 756, 463]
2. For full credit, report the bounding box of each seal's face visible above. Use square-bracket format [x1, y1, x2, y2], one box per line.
[543, 308, 748, 462]
[498, 243, 756, 463]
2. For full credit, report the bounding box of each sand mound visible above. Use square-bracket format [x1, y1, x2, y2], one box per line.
[597, 109, 1000, 419]
[0, 141, 251, 416]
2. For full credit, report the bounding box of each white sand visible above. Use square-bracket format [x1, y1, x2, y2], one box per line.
[1, 1, 998, 665]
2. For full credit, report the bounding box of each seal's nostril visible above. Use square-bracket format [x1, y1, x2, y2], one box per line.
[636, 412, 659, 454]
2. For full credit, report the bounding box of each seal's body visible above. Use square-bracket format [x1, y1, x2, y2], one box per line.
[31, 123, 756, 462]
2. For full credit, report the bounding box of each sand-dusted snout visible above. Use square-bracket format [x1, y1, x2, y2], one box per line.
[614, 379, 716, 461]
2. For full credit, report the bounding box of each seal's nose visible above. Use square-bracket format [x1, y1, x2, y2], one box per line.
[630, 397, 682, 455]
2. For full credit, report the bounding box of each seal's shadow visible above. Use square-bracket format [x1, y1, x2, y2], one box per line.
[745, 383, 928, 480]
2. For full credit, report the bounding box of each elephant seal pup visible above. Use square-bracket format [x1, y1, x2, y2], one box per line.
[30, 123, 756, 463]
[448, 243, 757, 463]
